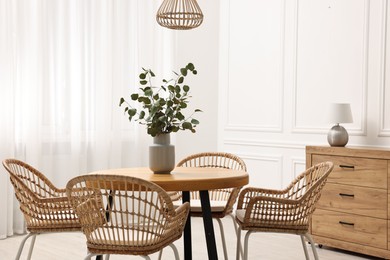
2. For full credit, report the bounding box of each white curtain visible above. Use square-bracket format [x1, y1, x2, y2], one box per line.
[0, 0, 174, 238]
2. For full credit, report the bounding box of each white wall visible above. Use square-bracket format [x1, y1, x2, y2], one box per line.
[218, 0, 390, 188]
[174, 0, 390, 189]
[173, 0, 220, 161]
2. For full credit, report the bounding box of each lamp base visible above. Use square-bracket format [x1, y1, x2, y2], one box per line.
[327, 124, 349, 147]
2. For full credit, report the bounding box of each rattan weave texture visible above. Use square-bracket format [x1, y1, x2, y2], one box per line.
[66, 174, 189, 257]
[3, 159, 81, 233]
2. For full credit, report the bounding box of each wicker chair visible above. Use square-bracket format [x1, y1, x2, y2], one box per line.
[2, 159, 81, 260]
[66, 174, 190, 260]
[234, 161, 334, 260]
[172, 152, 247, 260]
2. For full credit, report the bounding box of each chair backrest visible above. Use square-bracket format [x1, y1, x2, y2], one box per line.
[236, 161, 333, 231]
[2, 159, 80, 232]
[286, 161, 333, 201]
[66, 174, 189, 255]
[177, 152, 247, 215]
[284, 161, 334, 224]
[177, 152, 247, 172]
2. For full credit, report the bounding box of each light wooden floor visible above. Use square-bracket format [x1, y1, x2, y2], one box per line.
[0, 217, 379, 259]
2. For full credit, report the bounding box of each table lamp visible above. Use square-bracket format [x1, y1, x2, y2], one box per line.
[327, 103, 353, 147]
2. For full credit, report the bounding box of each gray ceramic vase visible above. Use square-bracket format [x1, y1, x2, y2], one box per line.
[149, 133, 175, 174]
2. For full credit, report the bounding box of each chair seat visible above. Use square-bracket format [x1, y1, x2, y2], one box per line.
[173, 199, 226, 212]
[235, 209, 309, 232]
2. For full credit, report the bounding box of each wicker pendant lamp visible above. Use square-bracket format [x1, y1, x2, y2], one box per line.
[156, 0, 204, 30]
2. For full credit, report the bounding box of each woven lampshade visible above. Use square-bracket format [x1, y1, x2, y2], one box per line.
[156, 0, 204, 30]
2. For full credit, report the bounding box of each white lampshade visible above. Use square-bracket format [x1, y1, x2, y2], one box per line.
[328, 103, 353, 124]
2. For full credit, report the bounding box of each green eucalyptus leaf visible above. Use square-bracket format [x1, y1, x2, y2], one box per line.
[176, 112, 185, 121]
[131, 94, 138, 100]
[171, 126, 179, 132]
[182, 122, 192, 129]
[143, 98, 151, 105]
[180, 68, 187, 76]
[150, 70, 155, 77]
[159, 99, 166, 106]
[187, 63, 195, 71]
[139, 111, 145, 119]
[183, 85, 190, 92]
[191, 119, 200, 124]
[180, 102, 187, 109]
[144, 88, 153, 96]
[195, 109, 202, 112]
[119, 97, 125, 106]
[140, 80, 148, 85]
[192, 70, 197, 75]
[139, 73, 146, 79]
[178, 76, 184, 84]
[128, 108, 137, 116]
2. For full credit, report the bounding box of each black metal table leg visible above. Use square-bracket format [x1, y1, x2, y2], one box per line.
[182, 191, 192, 260]
[199, 190, 218, 260]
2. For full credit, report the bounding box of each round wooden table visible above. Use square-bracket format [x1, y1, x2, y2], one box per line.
[91, 166, 249, 260]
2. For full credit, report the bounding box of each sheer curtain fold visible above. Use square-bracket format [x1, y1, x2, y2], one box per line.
[0, 0, 173, 238]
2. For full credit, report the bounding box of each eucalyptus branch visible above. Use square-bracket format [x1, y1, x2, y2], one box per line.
[119, 63, 201, 137]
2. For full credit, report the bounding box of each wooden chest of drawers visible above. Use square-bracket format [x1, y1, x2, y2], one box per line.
[306, 146, 390, 259]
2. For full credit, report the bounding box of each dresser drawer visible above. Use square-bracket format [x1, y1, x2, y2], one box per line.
[312, 155, 387, 189]
[312, 209, 387, 249]
[317, 183, 387, 218]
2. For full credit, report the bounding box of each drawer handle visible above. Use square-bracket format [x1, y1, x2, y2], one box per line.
[339, 221, 354, 226]
[339, 165, 355, 169]
[339, 193, 354, 198]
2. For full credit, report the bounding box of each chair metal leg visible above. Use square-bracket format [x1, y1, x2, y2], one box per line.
[229, 214, 243, 259]
[243, 230, 252, 260]
[300, 235, 310, 260]
[104, 254, 110, 260]
[15, 233, 37, 260]
[26, 234, 37, 260]
[141, 256, 151, 260]
[169, 243, 180, 260]
[236, 227, 241, 260]
[84, 252, 94, 260]
[157, 249, 163, 260]
[304, 233, 319, 260]
[157, 244, 179, 260]
[216, 218, 228, 260]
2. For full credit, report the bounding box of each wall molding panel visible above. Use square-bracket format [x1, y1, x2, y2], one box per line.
[224, 139, 306, 150]
[218, 0, 390, 191]
[224, 0, 286, 133]
[234, 152, 284, 189]
[291, 0, 369, 136]
[380, 0, 390, 137]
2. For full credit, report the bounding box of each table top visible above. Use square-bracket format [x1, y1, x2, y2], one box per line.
[88, 167, 249, 191]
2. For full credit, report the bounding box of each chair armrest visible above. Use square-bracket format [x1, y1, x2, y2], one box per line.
[165, 202, 190, 236]
[172, 202, 190, 223]
[239, 195, 308, 224]
[237, 187, 290, 210]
